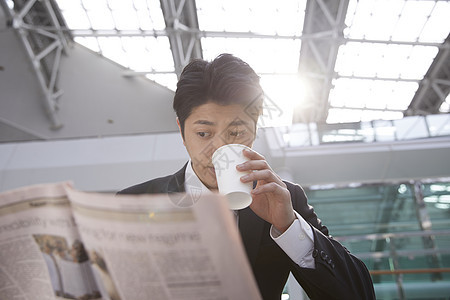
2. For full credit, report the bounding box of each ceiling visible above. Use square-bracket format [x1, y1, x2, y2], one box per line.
[1, 0, 450, 128]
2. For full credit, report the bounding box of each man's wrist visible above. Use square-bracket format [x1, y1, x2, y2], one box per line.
[274, 212, 296, 233]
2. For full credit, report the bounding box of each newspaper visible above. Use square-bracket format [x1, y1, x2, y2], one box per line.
[0, 182, 261, 300]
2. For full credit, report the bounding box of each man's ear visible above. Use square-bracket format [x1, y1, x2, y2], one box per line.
[176, 118, 186, 146]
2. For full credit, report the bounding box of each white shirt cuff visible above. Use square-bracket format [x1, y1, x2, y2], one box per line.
[270, 211, 315, 269]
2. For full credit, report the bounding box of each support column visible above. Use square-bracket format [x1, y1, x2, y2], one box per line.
[1, 0, 69, 129]
[294, 0, 349, 124]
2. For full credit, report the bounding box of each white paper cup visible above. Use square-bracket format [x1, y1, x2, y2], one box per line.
[212, 144, 253, 210]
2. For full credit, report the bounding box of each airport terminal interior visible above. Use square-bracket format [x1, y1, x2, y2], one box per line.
[0, 0, 449, 299]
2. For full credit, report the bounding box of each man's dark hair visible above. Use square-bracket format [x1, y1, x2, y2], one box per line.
[173, 53, 264, 137]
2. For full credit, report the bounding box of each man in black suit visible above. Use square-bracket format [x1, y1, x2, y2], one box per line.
[119, 54, 375, 299]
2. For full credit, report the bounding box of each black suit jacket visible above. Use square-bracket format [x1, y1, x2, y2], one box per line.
[119, 163, 375, 300]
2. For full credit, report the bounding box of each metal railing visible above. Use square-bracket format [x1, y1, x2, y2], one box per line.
[279, 114, 450, 148]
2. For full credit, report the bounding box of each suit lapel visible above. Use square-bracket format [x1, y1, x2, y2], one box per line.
[167, 163, 188, 193]
[238, 206, 265, 267]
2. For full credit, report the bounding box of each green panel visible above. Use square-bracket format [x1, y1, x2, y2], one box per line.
[304, 180, 450, 299]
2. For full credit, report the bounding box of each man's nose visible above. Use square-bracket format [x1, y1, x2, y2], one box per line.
[210, 137, 228, 157]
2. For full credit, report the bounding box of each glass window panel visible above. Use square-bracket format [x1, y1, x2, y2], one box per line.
[330, 78, 417, 121]
[360, 110, 384, 123]
[334, 43, 360, 76]
[197, 0, 306, 35]
[391, 1, 435, 42]
[146, 74, 178, 91]
[111, 9, 140, 30]
[361, 0, 404, 40]
[381, 111, 403, 121]
[107, 0, 134, 10]
[248, 5, 281, 35]
[197, 2, 227, 31]
[272, 0, 306, 35]
[56, 0, 83, 10]
[327, 108, 363, 123]
[376, 44, 411, 78]
[350, 43, 385, 77]
[385, 82, 418, 110]
[344, 0, 357, 30]
[329, 90, 345, 108]
[419, 2, 450, 43]
[146, 1, 166, 29]
[220, 2, 252, 32]
[135, 9, 155, 30]
[197, 0, 247, 31]
[143, 37, 173, 71]
[365, 81, 393, 110]
[345, 93, 366, 109]
[283, 123, 319, 147]
[401, 46, 439, 79]
[336, 42, 435, 82]
[330, 78, 368, 109]
[81, 0, 109, 11]
[248, 0, 306, 35]
[59, 8, 91, 29]
[97, 37, 128, 67]
[345, 0, 404, 39]
[285, 130, 311, 147]
[439, 95, 450, 113]
[394, 116, 428, 140]
[373, 120, 396, 141]
[359, 121, 375, 142]
[202, 38, 300, 74]
[426, 114, 450, 137]
[344, 0, 375, 39]
[335, 43, 430, 79]
[122, 37, 151, 71]
[132, 0, 148, 10]
[86, 10, 116, 30]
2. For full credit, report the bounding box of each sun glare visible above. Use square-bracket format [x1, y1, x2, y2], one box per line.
[259, 75, 307, 127]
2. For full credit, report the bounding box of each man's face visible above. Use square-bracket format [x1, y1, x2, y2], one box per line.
[179, 102, 257, 190]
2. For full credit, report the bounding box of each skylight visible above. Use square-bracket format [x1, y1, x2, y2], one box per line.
[330, 0, 449, 123]
[54, 0, 450, 127]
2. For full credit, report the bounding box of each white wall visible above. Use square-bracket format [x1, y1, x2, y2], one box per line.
[1, 130, 449, 193]
[0, 133, 186, 192]
[281, 136, 450, 186]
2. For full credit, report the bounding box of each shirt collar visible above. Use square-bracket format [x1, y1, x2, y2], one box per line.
[184, 160, 213, 197]
[184, 161, 239, 216]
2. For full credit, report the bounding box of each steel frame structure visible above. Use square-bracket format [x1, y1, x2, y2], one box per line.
[159, 0, 202, 77]
[1, 0, 70, 129]
[406, 34, 450, 116]
[294, 0, 349, 123]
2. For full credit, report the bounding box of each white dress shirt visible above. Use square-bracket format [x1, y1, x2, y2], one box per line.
[184, 161, 315, 269]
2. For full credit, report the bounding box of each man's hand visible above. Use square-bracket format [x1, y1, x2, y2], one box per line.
[237, 148, 295, 233]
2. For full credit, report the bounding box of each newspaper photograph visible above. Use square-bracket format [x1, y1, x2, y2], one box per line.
[0, 182, 100, 300]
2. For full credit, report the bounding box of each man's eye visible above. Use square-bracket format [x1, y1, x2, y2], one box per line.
[197, 132, 210, 138]
[230, 130, 246, 137]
